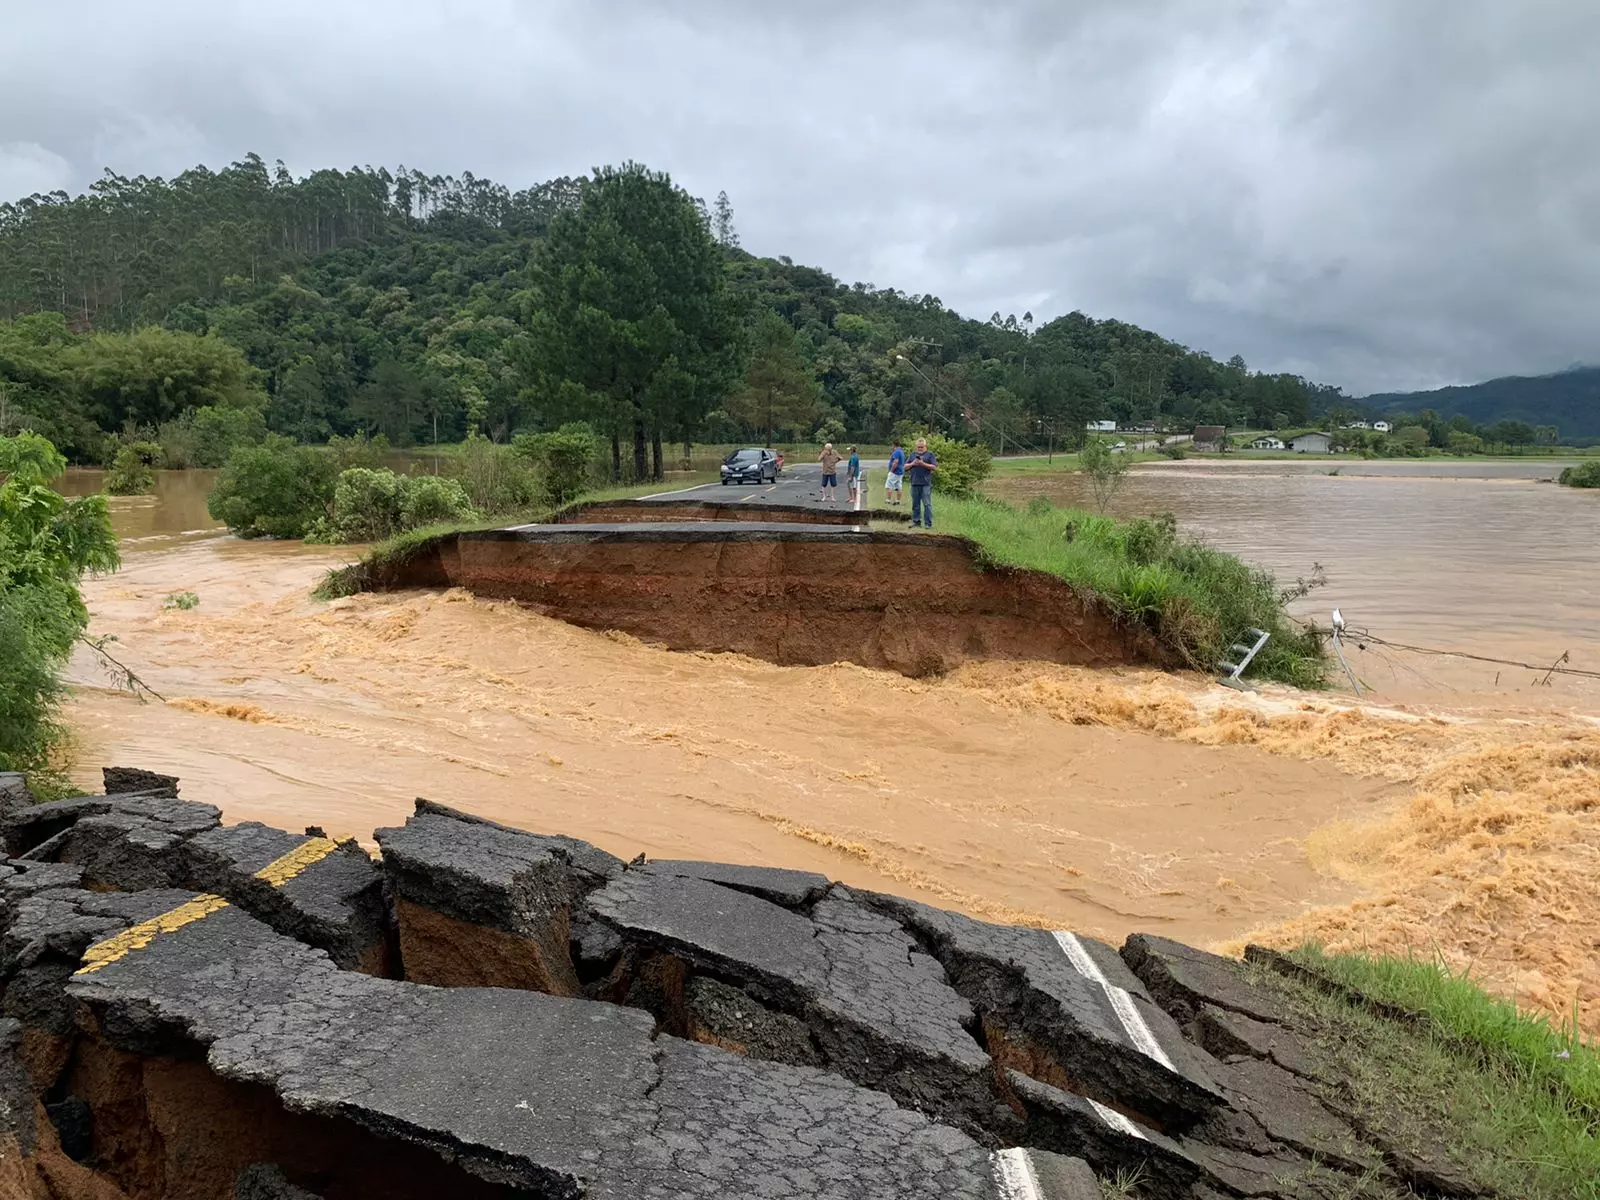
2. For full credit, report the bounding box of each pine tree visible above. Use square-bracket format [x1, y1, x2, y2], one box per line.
[712, 190, 739, 249]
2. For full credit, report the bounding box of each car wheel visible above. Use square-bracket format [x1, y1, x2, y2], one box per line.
[721, 479, 729, 485]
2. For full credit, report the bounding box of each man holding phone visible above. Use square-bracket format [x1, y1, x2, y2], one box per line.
[904, 438, 938, 528]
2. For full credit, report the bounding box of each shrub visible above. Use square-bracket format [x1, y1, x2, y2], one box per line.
[398, 474, 475, 529]
[450, 431, 539, 514]
[207, 436, 336, 538]
[513, 422, 602, 505]
[0, 432, 119, 779]
[1079, 437, 1130, 512]
[159, 406, 268, 469]
[104, 440, 162, 495]
[925, 435, 992, 497]
[1159, 443, 1187, 460]
[313, 468, 477, 544]
[162, 591, 199, 611]
[1557, 460, 1600, 488]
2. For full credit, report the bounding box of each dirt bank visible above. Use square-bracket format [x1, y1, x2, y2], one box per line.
[363, 525, 1176, 677]
[551, 498, 907, 525]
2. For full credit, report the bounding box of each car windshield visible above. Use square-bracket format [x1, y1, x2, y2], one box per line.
[728, 450, 761, 464]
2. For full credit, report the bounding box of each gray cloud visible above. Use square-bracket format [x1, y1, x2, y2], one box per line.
[2, 0, 1597, 394]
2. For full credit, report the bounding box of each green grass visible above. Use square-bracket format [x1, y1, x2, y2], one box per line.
[927, 496, 1325, 686]
[1259, 952, 1600, 1200]
[1289, 946, 1599, 1116]
[311, 474, 718, 600]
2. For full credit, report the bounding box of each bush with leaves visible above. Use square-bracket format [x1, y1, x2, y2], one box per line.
[104, 440, 162, 495]
[512, 422, 601, 505]
[1557, 460, 1600, 488]
[312, 468, 476, 544]
[450, 431, 539, 514]
[207, 436, 336, 539]
[0, 432, 120, 779]
[924, 435, 992, 497]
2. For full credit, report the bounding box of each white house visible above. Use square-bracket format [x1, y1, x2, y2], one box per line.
[1288, 431, 1333, 453]
[1373, 420, 1393, 433]
[1251, 436, 1286, 450]
[1086, 420, 1117, 433]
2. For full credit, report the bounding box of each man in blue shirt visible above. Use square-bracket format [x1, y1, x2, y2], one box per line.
[904, 438, 938, 528]
[884, 440, 906, 506]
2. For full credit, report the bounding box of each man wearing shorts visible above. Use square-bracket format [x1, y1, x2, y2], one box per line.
[818, 443, 841, 502]
[885, 439, 905, 505]
[846, 446, 861, 504]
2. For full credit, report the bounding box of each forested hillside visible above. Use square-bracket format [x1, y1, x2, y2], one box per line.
[1360, 368, 1600, 443]
[1, 154, 1340, 469]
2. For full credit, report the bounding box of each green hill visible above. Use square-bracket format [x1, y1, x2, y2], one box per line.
[3, 154, 1338, 464]
[1361, 367, 1600, 444]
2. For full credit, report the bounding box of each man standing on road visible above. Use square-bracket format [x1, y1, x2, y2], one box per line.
[905, 437, 938, 528]
[818, 443, 841, 502]
[846, 445, 861, 505]
[884, 439, 905, 505]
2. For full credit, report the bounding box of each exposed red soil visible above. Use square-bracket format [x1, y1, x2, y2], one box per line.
[394, 899, 579, 995]
[367, 530, 1174, 677]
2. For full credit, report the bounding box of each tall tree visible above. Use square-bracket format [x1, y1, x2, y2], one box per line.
[517, 163, 742, 480]
[712, 191, 739, 249]
[727, 312, 821, 442]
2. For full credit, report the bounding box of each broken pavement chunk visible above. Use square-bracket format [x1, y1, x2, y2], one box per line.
[66, 901, 1079, 1199]
[1122, 933, 1288, 1026]
[101, 766, 180, 799]
[375, 801, 621, 994]
[640, 857, 829, 907]
[864, 891, 1224, 1132]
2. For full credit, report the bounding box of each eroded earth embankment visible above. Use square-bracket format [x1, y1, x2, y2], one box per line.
[357, 525, 1174, 677]
[0, 769, 1501, 1199]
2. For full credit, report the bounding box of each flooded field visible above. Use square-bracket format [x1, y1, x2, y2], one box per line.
[60, 462, 1600, 1036]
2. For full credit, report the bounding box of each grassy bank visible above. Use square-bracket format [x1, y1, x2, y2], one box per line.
[312, 474, 716, 600]
[931, 496, 1325, 687]
[1265, 946, 1600, 1199]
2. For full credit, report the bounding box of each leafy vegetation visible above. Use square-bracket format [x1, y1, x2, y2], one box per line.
[2, 154, 1350, 472]
[924, 435, 991, 498]
[312, 468, 475, 544]
[206, 436, 337, 539]
[162, 591, 199, 611]
[934, 499, 1326, 686]
[103, 439, 161, 495]
[1078, 437, 1131, 512]
[0, 432, 119, 782]
[1558, 460, 1600, 488]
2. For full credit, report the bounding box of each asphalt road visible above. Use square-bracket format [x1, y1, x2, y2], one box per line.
[644, 460, 891, 512]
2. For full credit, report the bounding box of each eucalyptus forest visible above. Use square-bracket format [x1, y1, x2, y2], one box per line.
[0, 153, 1339, 475]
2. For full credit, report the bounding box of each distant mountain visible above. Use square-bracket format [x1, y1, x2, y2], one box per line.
[1361, 366, 1600, 443]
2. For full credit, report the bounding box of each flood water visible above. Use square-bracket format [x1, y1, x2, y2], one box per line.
[990, 459, 1600, 704]
[53, 460, 1600, 1034]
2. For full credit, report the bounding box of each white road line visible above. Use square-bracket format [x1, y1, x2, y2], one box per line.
[1087, 1098, 1148, 1141]
[991, 1147, 1044, 1200]
[1051, 930, 1176, 1072]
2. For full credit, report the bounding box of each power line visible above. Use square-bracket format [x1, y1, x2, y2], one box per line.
[1338, 628, 1600, 681]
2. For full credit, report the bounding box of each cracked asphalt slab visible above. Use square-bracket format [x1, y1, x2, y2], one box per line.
[64, 900, 1059, 1199]
[0, 781, 1486, 1198]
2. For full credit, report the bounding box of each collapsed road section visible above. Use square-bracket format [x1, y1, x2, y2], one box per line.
[0, 768, 1493, 1199]
[350, 522, 1175, 677]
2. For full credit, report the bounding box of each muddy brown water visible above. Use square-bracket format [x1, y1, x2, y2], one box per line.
[56, 463, 1600, 1035]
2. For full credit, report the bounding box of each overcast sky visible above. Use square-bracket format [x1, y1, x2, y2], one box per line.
[3, 0, 1597, 395]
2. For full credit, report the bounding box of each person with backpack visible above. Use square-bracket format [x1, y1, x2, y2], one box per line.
[884, 440, 906, 505]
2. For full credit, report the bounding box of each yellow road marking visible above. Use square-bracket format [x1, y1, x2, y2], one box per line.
[252, 836, 338, 886]
[74, 837, 341, 975]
